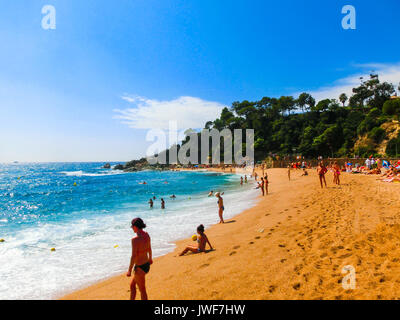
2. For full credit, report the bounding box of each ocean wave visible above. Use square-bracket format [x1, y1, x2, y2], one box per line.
[60, 170, 127, 177]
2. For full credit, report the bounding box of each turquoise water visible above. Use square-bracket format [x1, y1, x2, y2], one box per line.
[0, 163, 257, 299]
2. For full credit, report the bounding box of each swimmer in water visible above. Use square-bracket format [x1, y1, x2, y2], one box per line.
[148, 199, 154, 208]
[161, 198, 165, 209]
[170, 195, 176, 199]
[208, 190, 214, 197]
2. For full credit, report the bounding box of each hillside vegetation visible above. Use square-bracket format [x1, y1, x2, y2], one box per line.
[203, 74, 400, 160]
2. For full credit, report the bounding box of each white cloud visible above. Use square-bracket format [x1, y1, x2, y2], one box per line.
[114, 95, 227, 130]
[298, 62, 400, 102]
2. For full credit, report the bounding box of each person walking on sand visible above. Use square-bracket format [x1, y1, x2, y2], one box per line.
[215, 192, 225, 223]
[287, 165, 291, 181]
[179, 224, 213, 256]
[317, 161, 328, 189]
[127, 218, 153, 301]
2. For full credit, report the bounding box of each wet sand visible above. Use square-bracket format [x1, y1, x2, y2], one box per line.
[62, 168, 400, 300]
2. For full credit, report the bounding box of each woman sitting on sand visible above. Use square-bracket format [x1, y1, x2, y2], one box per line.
[216, 192, 225, 224]
[179, 224, 213, 256]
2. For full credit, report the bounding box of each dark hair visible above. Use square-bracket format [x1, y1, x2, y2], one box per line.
[197, 224, 205, 233]
[131, 218, 146, 229]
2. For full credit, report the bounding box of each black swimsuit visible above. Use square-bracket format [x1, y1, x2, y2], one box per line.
[134, 262, 151, 274]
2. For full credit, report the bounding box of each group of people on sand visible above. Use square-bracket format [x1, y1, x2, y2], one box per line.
[128, 181, 233, 300]
[316, 161, 341, 188]
[127, 216, 215, 301]
[253, 173, 269, 196]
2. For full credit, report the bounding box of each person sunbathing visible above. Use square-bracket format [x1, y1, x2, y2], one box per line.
[179, 225, 213, 256]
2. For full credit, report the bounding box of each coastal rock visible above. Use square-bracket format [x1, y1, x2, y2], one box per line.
[113, 164, 124, 170]
[103, 163, 111, 169]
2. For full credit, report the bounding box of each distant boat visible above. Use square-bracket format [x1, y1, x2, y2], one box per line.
[13, 161, 19, 164]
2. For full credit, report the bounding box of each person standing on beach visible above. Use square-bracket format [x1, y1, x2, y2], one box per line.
[216, 192, 225, 223]
[127, 218, 153, 301]
[264, 175, 269, 195]
[258, 177, 265, 196]
[333, 161, 341, 185]
[317, 161, 328, 189]
[254, 172, 258, 181]
[287, 165, 291, 181]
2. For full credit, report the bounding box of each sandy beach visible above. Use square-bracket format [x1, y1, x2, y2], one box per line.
[62, 168, 400, 300]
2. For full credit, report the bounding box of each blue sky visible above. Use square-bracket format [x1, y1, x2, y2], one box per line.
[0, 0, 399, 162]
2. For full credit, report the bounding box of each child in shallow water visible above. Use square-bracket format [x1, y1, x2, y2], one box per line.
[179, 225, 213, 256]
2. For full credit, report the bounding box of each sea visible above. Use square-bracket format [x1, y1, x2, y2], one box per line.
[0, 162, 257, 299]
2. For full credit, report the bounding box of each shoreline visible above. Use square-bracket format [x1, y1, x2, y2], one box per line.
[59, 167, 257, 300]
[60, 167, 261, 300]
[62, 167, 400, 300]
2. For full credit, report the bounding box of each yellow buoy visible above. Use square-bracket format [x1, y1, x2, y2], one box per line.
[192, 235, 197, 242]
[0, 239, 5, 243]
[50, 248, 56, 252]
[73, 182, 77, 187]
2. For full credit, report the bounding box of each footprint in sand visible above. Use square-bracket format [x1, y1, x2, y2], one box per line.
[229, 251, 237, 256]
[200, 263, 210, 269]
[268, 285, 276, 293]
[211, 291, 219, 297]
[293, 283, 301, 290]
[249, 241, 254, 245]
[233, 245, 240, 250]
[255, 236, 261, 240]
